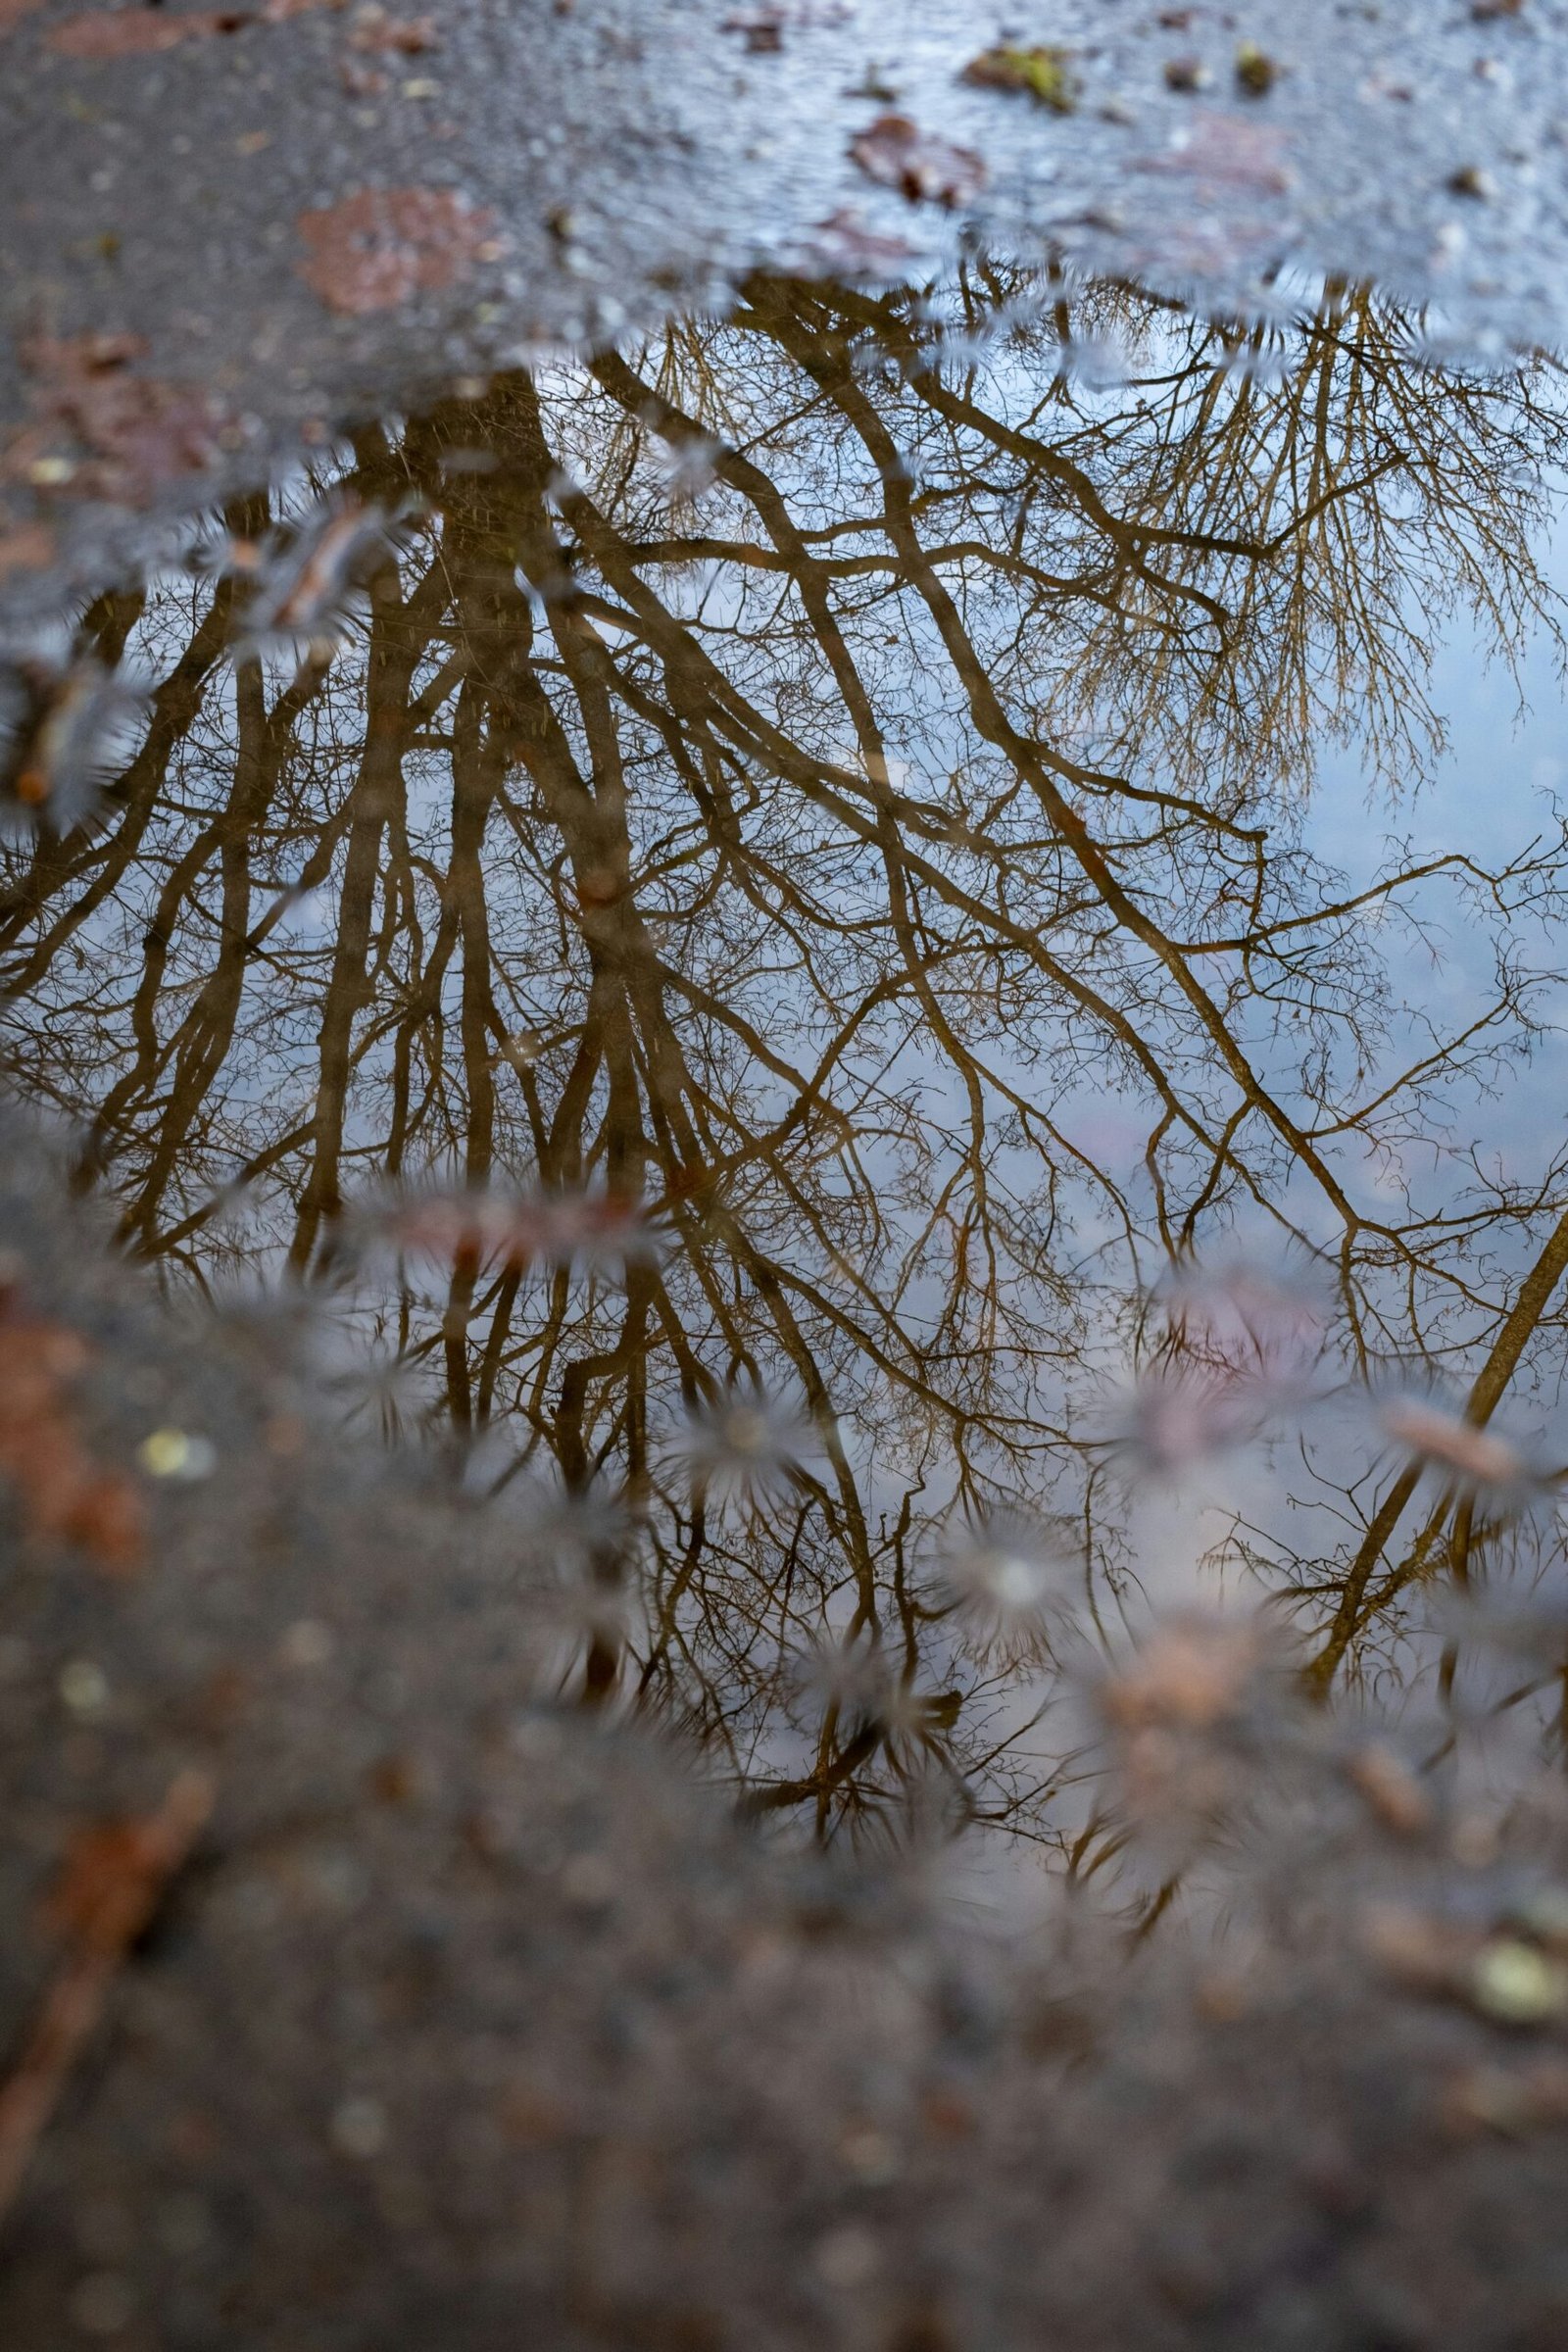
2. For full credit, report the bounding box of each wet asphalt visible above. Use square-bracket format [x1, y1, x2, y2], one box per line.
[5, 0, 1568, 618]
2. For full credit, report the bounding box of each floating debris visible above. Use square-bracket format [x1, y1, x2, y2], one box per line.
[0, 657, 147, 840]
[370, 1186, 660, 1279]
[295, 187, 505, 318]
[1099, 1616, 1269, 1736]
[1141, 108, 1295, 191]
[1234, 41, 1278, 96]
[1472, 1940, 1568, 2027]
[136, 1428, 219, 1483]
[849, 114, 988, 208]
[961, 45, 1078, 113]
[1346, 1742, 1432, 1838]
[933, 1508, 1072, 1656]
[236, 498, 402, 653]
[664, 1383, 816, 1504]
[1376, 1394, 1538, 1506]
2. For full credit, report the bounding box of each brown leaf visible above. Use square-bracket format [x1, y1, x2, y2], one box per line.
[0, 1773, 216, 2223]
[796, 209, 922, 278]
[10, 334, 228, 504]
[0, 522, 56, 576]
[961, 45, 1078, 112]
[44, 0, 330, 51]
[43, 1775, 214, 1950]
[0, 1309, 144, 1574]
[47, 7, 249, 58]
[296, 186, 502, 316]
[849, 114, 988, 209]
[1139, 108, 1295, 192]
[348, 9, 437, 50]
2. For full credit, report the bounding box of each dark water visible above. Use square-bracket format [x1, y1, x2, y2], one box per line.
[5, 260, 1568, 1853]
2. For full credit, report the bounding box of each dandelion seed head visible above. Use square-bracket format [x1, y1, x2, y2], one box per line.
[1, 657, 149, 840]
[1108, 1361, 1257, 1479]
[324, 1341, 423, 1436]
[1221, 342, 1293, 388]
[795, 1634, 954, 1760]
[1377, 1393, 1534, 1499]
[524, 1478, 637, 1580]
[664, 1384, 814, 1502]
[235, 499, 404, 659]
[651, 432, 724, 512]
[1057, 334, 1132, 390]
[359, 1184, 658, 1281]
[934, 1509, 1074, 1658]
[1155, 1251, 1329, 1392]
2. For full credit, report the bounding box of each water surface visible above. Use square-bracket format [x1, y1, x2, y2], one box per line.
[6, 261, 1568, 1859]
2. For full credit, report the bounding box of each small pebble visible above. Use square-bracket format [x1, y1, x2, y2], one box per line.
[138, 1427, 218, 1481]
[59, 1659, 109, 1716]
[69, 2274, 134, 2337]
[1235, 42, 1278, 95]
[814, 2224, 879, 2288]
[330, 2095, 389, 2158]
[280, 1618, 335, 1669]
[1472, 1940, 1568, 2026]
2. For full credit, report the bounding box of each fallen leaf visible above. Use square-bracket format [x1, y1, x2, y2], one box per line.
[0, 522, 55, 577]
[1139, 107, 1294, 192]
[45, 0, 329, 52]
[961, 44, 1077, 112]
[47, 7, 247, 58]
[796, 209, 922, 276]
[296, 186, 502, 315]
[721, 6, 783, 51]
[0, 1772, 215, 2223]
[8, 334, 228, 505]
[348, 9, 437, 49]
[0, 1304, 144, 1574]
[849, 113, 987, 207]
[722, 0, 852, 31]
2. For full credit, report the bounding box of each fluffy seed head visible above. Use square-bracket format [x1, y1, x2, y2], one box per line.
[664, 1383, 815, 1504]
[1379, 1396, 1528, 1489]
[933, 1508, 1074, 1659]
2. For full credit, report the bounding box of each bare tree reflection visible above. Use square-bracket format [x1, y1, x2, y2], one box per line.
[5, 264, 1568, 1854]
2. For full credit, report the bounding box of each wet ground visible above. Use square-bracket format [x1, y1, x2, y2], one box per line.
[9, 0, 1568, 614]
[7, 23, 1568, 2347]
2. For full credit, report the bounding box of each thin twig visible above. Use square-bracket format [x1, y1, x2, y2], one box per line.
[0, 1767, 215, 2228]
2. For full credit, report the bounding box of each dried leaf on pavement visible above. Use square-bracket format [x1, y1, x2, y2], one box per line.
[850, 114, 988, 208]
[296, 187, 504, 316]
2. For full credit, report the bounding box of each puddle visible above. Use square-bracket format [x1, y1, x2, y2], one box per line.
[5, 259, 1568, 1851]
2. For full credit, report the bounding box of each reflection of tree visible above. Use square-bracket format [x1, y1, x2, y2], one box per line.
[5, 266, 1568, 1847]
